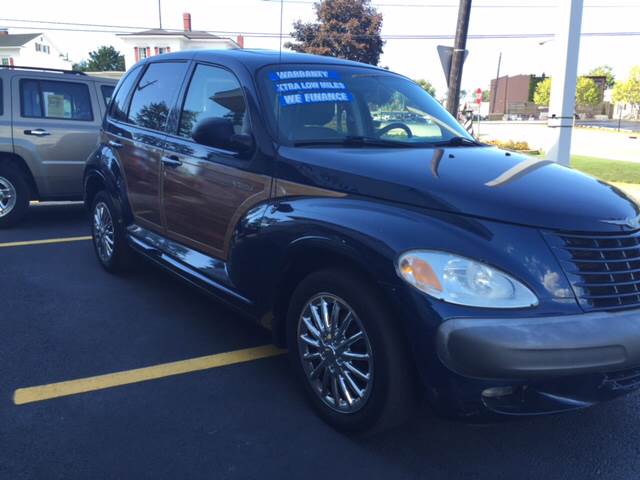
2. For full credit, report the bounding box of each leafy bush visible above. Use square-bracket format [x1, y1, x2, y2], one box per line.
[485, 139, 534, 151]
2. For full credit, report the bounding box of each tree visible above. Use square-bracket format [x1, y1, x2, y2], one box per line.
[134, 102, 170, 131]
[613, 66, 640, 118]
[533, 78, 551, 106]
[285, 0, 384, 66]
[482, 89, 490, 102]
[575, 76, 601, 107]
[414, 79, 435, 97]
[533, 77, 601, 107]
[74, 46, 125, 72]
[588, 65, 615, 90]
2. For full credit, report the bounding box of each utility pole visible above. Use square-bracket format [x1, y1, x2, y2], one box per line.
[446, 0, 472, 117]
[158, 0, 163, 29]
[490, 52, 502, 116]
[546, 0, 584, 166]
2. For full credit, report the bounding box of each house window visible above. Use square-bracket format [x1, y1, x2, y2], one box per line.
[1, 57, 9, 66]
[35, 43, 41, 52]
[158, 47, 170, 54]
[137, 47, 148, 59]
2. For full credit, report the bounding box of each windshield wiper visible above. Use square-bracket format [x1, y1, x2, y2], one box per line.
[293, 136, 417, 148]
[434, 136, 484, 147]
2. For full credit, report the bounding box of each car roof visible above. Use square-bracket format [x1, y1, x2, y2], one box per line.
[142, 49, 387, 74]
[0, 66, 118, 84]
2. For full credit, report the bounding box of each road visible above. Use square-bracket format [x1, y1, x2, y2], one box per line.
[577, 119, 640, 133]
[478, 121, 640, 162]
[2, 203, 640, 479]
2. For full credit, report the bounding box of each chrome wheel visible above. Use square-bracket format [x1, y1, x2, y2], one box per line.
[93, 202, 115, 263]
[297, 293, 374, 414]
[0, 176, 17, 218]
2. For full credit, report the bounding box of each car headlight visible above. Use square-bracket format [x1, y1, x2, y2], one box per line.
[397, 250, 538, 308]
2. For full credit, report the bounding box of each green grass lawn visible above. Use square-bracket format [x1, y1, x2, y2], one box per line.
[570, 156, 640, 184]
[526, 153, 640, 184]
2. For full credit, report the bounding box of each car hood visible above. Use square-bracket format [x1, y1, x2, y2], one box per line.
[277, 145, 640, 232]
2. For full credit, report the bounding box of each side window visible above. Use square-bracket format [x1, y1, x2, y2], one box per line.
[101, 85, 115, 106]
[127, 62, 188, 132]
[0, 79, 3, 115]
[109, 65, 142, 122]
[178, 64, 248, 139]
[20, 79, 93, 121]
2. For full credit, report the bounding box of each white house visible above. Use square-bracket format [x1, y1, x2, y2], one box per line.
[118, 13, 242, 70]
[0, 30, 73, 70]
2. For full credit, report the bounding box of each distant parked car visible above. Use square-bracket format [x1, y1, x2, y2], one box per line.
[0, 66, 117, 227]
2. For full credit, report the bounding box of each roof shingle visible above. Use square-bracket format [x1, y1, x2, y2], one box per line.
[119, 29, 223, 40]
[0, 33, 40, 48]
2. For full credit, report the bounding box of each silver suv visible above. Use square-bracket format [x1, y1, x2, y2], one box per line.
[0, 66, 117, 227]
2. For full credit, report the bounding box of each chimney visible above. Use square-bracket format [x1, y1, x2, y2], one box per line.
[236, 35, 244, 48]
[182, 13, 192, 32]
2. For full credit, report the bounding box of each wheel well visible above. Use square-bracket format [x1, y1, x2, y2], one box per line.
[271, 246, 392, 348]
[84, 173, 106, 210]
[0, 152, 39, 200]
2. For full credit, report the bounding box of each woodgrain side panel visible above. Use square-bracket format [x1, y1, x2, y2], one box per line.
[273, 179, 346, 200]
[163, 157, 271, 259]
[116, 134, 165, 231]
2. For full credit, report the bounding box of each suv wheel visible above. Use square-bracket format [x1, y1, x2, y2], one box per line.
[0, 164, 30, 228]
[287, 268, 416, 434]
[91, 191, 132, 272]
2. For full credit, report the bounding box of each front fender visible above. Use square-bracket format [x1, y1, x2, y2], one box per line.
[231, 194, 580, 324]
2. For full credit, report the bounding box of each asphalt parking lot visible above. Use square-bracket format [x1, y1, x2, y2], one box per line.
[3, 204, 640, 479]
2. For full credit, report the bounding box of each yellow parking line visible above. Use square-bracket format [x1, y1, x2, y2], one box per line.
[0, 236, 92, 248]
[14, 344, 285, 405]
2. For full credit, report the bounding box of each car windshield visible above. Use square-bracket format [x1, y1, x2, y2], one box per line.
[259, 64, 474, 147]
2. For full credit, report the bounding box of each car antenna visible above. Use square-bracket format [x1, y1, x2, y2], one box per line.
[276, 0, 285, 148]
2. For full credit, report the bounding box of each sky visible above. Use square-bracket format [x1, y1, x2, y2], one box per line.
[2, 0, 640, 100]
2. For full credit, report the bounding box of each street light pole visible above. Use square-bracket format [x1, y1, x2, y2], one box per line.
[490, 51, 502, 116]
[158, 0, 163, 29]
[446, 0, 472, 117]
[546, 0, 584, 166]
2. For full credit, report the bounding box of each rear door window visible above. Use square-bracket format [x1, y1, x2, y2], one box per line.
[127, 62, 189, 132]
[109, 65, 142, 122]
[101, 85, 115, 106]
[20, 79, 93, 121]
[177, 64, 248, 139]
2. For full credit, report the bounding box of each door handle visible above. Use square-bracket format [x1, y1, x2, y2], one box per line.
[24, 128, 50, 137]
[161, 155, 182, 168]
[108, 140, 123, 149]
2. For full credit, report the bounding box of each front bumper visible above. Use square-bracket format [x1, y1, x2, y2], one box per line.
[434, 308, 640, 416]
[437, 308, 640, 380]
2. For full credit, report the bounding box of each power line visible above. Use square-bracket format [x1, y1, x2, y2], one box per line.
[1, 19, 640, 40]
[257, 0, 640, 7]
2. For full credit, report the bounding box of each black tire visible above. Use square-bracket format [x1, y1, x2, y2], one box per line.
[286, 268, 417, 434]
[91, 191, 133, 273]
[0, 163, 30, 228]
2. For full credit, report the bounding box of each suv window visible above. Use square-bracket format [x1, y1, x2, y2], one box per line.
[20, 79, 93, 121]
[109, 65, 142, 122]
[178, 64, 248, 139]
[101, 85, 115, 106]
[0, 79, 3, 116]
[127, 62, 188, 132]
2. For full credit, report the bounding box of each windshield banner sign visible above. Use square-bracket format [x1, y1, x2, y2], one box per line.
[269, 70, 340, 81]
[279, 91, 353, 106]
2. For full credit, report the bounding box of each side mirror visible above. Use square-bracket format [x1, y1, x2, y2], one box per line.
[192, 117, 254, 156]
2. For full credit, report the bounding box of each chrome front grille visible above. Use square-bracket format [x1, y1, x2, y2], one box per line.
[546, 229, 640, 311]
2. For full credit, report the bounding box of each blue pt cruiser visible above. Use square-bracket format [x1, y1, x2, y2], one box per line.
[84, 49, 640, 433]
